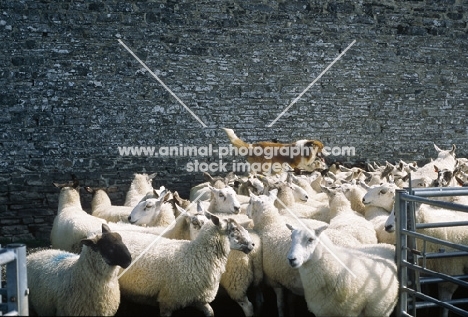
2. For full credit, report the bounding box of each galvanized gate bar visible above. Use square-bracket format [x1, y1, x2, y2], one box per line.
[403, 287, 468, 317]
[416, 221, 468, 229]
[401, 261, 468, 290]
[403, 229, 468, 253]
[396, 189, 409, 317]
[399, 193, 468, 212]
[412, 187, 468, 196]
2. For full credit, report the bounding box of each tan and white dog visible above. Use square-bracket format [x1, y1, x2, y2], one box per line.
[223, 128, 326, 174]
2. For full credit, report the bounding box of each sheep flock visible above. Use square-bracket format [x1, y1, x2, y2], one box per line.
[24, 142, 468, 316]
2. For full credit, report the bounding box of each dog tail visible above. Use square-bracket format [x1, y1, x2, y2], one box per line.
[222, 128, 249, 148]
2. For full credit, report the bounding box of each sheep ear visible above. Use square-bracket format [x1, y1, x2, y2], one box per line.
[81, 238, 95, 247]
[196, 200, 205, 214]
[162, 192, 171, 202]
[71, 174, 79, 188]
[434, 143, 442, 152]
[434, 165, 439, 173]
[152, 189, 159, 198]
[147, 173, 157, 180]
[102, 223, 111, 234]
[286, 223, 295, 232]
[84, 186, 94, 194]
[321, 186, 330, 194]
[210, 213, 220, 227]
[339, 165, 351, 172]
[359, 181, 370, 190]
[315, 225, 327, 236]
[203, 172, 214, 183]
[450, 144, 456, 156]
[172, 191, 182, 206]
[208, 185, 217, 193]
[80, 235, 99, 251]
[175, 204, 186, 216]
[268, 188, 278, 201]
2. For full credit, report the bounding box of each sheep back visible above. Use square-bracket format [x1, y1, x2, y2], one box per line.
[299, 245, 398, 317]
[50, 208, 106, 253]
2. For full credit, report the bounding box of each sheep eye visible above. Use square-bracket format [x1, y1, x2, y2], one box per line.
[219, 193, 224, 198]
[308, 238, 314, 243]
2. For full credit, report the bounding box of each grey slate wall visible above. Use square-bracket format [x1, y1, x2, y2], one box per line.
[1, 0, 468, 243]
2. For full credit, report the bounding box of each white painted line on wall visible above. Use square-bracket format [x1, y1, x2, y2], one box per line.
[118, 39, 207, 128]
[267, 40, 356, 127]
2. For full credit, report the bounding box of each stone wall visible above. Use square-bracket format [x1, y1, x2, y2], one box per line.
[1, 0, 468, 243]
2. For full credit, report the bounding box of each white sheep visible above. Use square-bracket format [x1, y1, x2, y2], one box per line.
[286, 224, 398, 317]
[288, 173, 330, 206]
[50, 180, 107, 253]
[361, 182, 398, 244]
[322, 186, 378, 245]
[246, 190, 330, 317]
[182, 204, 263, 317]
[84, 186, 133, 223]
[127, 191, 174, 227]
[50, 178, 170, 253]
[189, 172, 236, 202]
[234, 173, 265, 196]
[430, 165, 468, 205]
[304, 170, 330, 193]
[206, 185, 242, 214]
[124, 172, 157, 207]
[27, 223, 132, 316]
[412, 144, 457, 179]
[339, 181, 368, 215]
[117, 213, 254, 316]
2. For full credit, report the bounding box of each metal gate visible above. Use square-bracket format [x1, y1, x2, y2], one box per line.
[0, 244, 28, 316]
[395, 187, 468, 317]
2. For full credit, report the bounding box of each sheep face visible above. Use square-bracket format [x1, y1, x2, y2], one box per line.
[208, 214, 254, 254]
[384, 210, 396, 233]
[286, 224, 320, 268]
[81, 224, 132, 268]
[128, 193, 170, 225]
[410, 176, 433, 188]
[225, 218, 255, 254]
[209, 185, 241, 214]
[290, 183, 308, 202]
[361, 183, 397, 212]
[246, 190, 277, 219]
[431, 166, 456, 187]
[188, 213, 209, 240]
[247, 174, 264, 194]
[307, 171, 322, 183]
